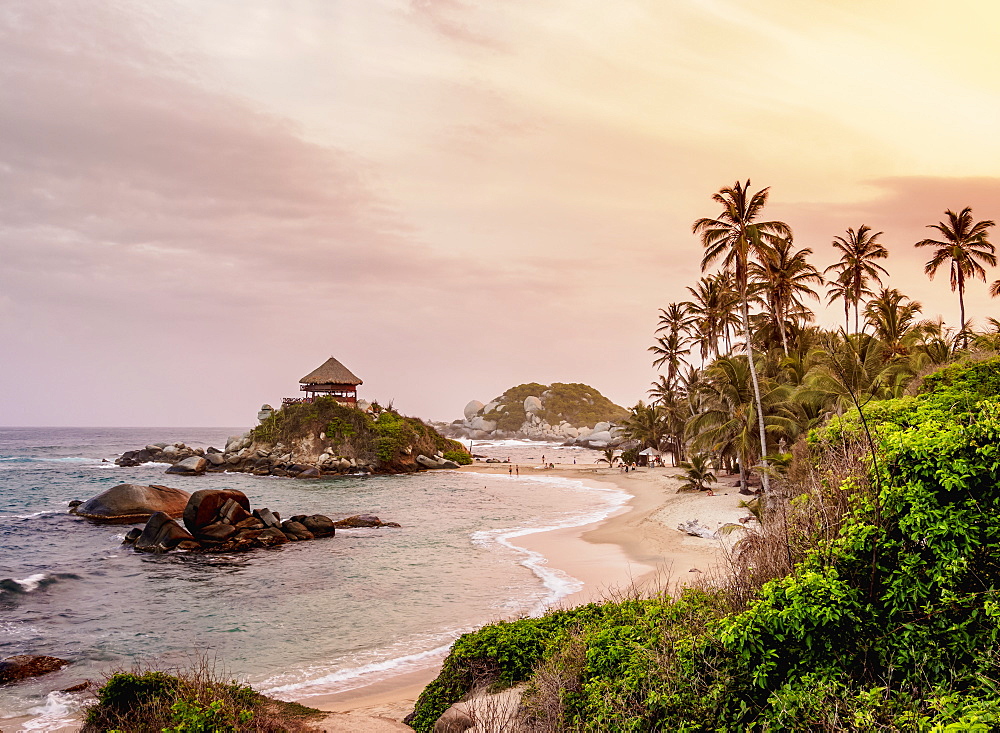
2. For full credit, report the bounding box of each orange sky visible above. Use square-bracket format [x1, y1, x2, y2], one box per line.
[1, 1, 999, 426]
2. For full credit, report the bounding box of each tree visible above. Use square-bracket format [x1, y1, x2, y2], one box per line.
[596, 446, 619, 468]
[693, 180, 791, 494]
[677, 454, 716, 492]
[824, 225, 889, 335]
[683, 274, 741, 361]
[864, 288, 923, 358]
[648, 330, 691, 392]
[686, 356, 797, 494]
[749, 238, 823, 355]
[620, 401, 669, 451]
[915, 207, 996, 346]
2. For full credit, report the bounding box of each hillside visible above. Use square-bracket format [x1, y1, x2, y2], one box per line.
[451, 382, 629, 444]
[409, 356, 1000, 730]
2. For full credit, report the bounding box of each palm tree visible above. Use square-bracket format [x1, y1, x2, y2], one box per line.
[677, 454, 716, 492]
[648, 330, 691, 391]
[915, 207, 996, 346]
[621, 401, 668, 451]
[824, 225, 889, 334]
[683, 274, 741, 361]
[596, 446, 619, 468]
[826, 270, 857, 335]
[655, 303, 690, 338]
[686, 356, 797, 494]
[693, 180, 792, 494]
[749, 239, 823, 355]
[864, 288, 923, 358]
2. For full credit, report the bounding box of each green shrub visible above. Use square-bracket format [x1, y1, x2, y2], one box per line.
[442, 449, 472, 465]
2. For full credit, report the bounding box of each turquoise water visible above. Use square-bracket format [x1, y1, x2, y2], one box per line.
[0, 428, 621, 727]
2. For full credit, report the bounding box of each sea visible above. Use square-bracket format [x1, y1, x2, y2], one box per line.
[0, 428, 622, 729]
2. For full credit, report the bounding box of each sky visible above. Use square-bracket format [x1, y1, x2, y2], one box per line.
[2, 0, 999, 427]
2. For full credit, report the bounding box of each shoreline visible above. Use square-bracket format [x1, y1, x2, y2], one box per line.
[308, 462, 748, 729]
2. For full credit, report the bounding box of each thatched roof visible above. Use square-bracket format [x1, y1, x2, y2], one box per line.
[300, 357, 362, 386]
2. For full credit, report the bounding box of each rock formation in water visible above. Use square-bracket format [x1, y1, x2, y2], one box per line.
[69, 483, 191, 524]
[442, 382, 629, 447]
[114, 398, 470, 478]
[67, 487, 400, 554]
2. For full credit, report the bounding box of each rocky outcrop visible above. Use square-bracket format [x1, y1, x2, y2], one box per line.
[444, 383, 628, 447]
[165, 456, 208, 476]
[69, 484, 191, 524]
[0, 655, 69, 684]
[119, 488, 398, 554]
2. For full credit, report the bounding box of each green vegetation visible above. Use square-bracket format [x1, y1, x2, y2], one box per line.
[443, 449, 473, 465]
[482, 382, 628, 432]
[250, 396, 467, 470]
[83, 666, 322, 732]
[411, 357, 1000, 730]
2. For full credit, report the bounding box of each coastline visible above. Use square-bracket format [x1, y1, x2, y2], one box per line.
[309, 462, 749, 729]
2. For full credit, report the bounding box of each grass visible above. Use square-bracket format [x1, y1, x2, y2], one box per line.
[82, 657, 324, 733]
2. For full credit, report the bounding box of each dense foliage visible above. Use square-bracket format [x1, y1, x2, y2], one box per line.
[481, 382, 628, 432]
[411, 357, 1000, 730]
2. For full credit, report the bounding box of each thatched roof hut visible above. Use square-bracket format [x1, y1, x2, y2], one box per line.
[300, 357, 363, 387]
[283, 357, 362, 406]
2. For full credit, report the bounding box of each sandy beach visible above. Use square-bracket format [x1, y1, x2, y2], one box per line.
[311, 461, 751, 731]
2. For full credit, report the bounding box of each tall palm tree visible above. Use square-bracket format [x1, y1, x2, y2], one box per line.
[683, 274, 741, 361]
[693, 180, 791, 494]
[825, 270, 857, 335]
[824, 225, 889, 334]
[915, 207, 996, 346]
[749, 239, 823, 355]
[864, 288, 923, 358]
[655, 303, 690, 338]
[621, 401, 668, 451]
[648, 330, 691, 392]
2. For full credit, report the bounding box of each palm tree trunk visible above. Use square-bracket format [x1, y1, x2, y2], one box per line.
[777, 309, 789, 356]
[737, 455, 751, 495]
[959, 285, 967, 348]
[741, 299, 772, 495]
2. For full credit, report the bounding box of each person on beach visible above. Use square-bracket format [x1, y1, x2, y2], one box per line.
[515, 466, 519, 476]
[509, 465, 513, 476]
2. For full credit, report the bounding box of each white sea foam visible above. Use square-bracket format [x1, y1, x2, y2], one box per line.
[12, 573, 49, 592]
[261, 632, 462, 699]
[20, 691, 82, 731]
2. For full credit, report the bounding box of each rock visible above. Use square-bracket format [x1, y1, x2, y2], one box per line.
[579, 430, 613, 448]
[175, 540, 201, 551]
[183, 489, 252, 534]
[217, 498, 251, 525]
[71, 484, 191, 524]
[281, 520, 314, 540]
[253, 508, 281, 528]
[440, 460, 460, 469]
[165, 456, 208, 476]
[256, 527, 289, 546]
[523, 395, 542, 413]
[134, 512, 196, 552]
[206, 446, 222, 454]
[464, 400, 485, 421]
[482, 400, 500, 415]
[593, 421, 611, 434]
[0, 655, 69, 685]
[122, 527, 143, 544]
[145, 444, 162, 454]
[197, 522, 238, 542]
[416, 454, 446, 469]
[295, 467, 321, 479]
[257, 404, 274, 422]
[334, 514, 385, 528]
[677, 519, 717, 540]
[469, 416, 497, 432]
[433, 705, 475, 732]
[301, 515, 336, 536]
[205, 452, 225, 466]
[225, 434, 246, 453]
[67, 500, 82, 509]
[235, 517, 265, 530]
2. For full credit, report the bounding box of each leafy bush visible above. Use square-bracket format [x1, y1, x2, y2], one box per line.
[82, 663, 321, 732]
[410, 357, 1000, 730]
[443, 449, 473, 465]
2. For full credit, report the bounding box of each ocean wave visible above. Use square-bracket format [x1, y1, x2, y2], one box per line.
[19, 690, 85, 732]
[0, 572, 80, 596]
[261, 632, 462, 699]
[0, 455, 106, 463]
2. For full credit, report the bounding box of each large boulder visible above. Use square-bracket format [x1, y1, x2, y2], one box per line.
[334, 514, 388, 528]
[463, 400, 485, 421]
[165, 456, 208, 476]
[183, 489, 252, 534]
[71, 484, 191, 524]
[301, 514, 336, 537]
[134, 512, 197, 553]
[469, 416, 497, 433]
[0, 655, 69, 685]
[416, 454, 447, 469]
[523, 395, 542, 413]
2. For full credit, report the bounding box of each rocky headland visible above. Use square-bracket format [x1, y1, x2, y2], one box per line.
[441, 382, 629, 448]
[115, 398, 471, 478]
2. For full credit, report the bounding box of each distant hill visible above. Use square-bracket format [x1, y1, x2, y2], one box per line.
[450, 382, 628, 445]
